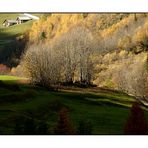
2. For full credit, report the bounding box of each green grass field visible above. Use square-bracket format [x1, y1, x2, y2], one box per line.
[0, 14, 19, 28]
[0, 75, 148, 134]
[0, 13, 34, 41]
[0, 75, 26, 81]
[0, 13, 42, 66]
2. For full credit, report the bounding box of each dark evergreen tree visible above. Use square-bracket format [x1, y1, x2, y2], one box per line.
[40, 31, 46, 40]
[134, 14, 137, 21]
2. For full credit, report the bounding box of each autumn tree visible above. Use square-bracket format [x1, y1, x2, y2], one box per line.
[54, 107, 75, 135]
[53, 26, 96, 85]
[124, 102, 148, 135]
[0, 64, 10, 75]
[116, 54, 148, 99]
[23, 43, 62, 87]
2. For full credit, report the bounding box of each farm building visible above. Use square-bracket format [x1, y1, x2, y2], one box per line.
[16, 16, 32, 24]
[3, 19, 17, 27]
[23, 13, 39, 20]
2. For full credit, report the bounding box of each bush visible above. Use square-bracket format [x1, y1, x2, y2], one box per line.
[0, 64, 10, 75]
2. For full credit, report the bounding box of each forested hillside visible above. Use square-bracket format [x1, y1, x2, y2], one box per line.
[16, 14, 148, 103]
[0, 13, 148, 135]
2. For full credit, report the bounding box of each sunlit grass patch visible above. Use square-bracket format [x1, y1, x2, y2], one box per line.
[0, 75, 25, 81]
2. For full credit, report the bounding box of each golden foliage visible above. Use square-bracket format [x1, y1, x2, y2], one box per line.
[29, 14, 84, 43]
[133, 20, 148, 44]
[118, 36, 132, 50]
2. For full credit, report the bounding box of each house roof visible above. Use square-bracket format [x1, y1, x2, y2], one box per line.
[3, 19, 17, 23]
[23, 13, 39, 20]
[16, 16, 32, 21]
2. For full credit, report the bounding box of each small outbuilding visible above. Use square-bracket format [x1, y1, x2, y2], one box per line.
[16, 16, 32, 24]
[3, 19, 17, 27]
[23, 13, 39, 20]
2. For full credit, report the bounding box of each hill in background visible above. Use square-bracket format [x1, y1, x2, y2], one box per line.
[22, 13, 148, 101]
[0, 13, 42, 67]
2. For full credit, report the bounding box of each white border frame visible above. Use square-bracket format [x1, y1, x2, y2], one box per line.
[0, 0, 148, 12]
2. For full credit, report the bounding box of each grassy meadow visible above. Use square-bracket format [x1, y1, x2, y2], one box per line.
[0, 13, 148, 135]
[0, 13, 41, 66]
[0, 75, 147, 134]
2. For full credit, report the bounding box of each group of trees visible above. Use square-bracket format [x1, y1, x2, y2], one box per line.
[23, 26, 97, 87]
[115, 54, 148, 99]
[22, 13, 148, 98]
[13, 107, 92, 135]
[94, 49, 148, 102]
[13, 102, 148, 135]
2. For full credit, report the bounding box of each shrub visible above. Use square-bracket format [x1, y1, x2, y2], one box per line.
[0, 64, 10, 75]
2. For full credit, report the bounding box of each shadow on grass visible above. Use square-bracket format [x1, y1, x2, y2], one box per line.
[0, 80, 38, 104]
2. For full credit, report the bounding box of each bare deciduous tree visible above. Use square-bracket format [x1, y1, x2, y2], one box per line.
[53, 26, 96, 85]
[23, 43, 62, 87]
[22, 26, 96, 87]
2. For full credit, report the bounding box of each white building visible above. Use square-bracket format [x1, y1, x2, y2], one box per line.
[23, 13, 39, 20]
[16, 16, 32, 24]
[3, 19, 17, 27]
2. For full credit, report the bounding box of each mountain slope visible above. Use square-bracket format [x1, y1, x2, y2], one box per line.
[0, 13, 42, 67]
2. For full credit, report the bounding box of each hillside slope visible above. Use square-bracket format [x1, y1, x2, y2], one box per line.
[0, 13, 41, 67]
[22, 13, 148, 102]
[1, 76, 147, 134]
